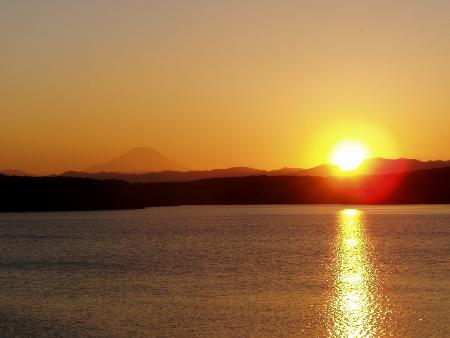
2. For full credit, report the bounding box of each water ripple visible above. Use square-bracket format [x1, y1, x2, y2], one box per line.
[327, 209, 391, 337]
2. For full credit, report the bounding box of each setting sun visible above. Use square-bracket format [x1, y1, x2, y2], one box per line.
[330, 141, 370, 171]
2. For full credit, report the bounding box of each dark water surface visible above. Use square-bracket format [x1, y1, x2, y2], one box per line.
[0, 205, 449, 337]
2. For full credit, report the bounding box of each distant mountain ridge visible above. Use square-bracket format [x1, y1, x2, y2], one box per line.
[64, 167, 267, 183]
[63, 157, 450, 183]
[85, 147, 188, 173]
[360, 157, 450, 175]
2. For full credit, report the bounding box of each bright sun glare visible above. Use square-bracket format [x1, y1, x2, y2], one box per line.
[330, 141, 370, 171]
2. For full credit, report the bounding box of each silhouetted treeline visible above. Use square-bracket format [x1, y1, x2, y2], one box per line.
[1, 167, 449, 211]
[0, 176, 146, 211]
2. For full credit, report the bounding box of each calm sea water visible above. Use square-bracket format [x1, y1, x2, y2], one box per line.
[0, 205, 449, 337]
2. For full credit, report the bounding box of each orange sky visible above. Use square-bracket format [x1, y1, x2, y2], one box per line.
[1, 1, 449, 175]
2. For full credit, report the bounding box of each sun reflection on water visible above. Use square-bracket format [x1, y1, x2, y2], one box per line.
[328, 209, 388, 337]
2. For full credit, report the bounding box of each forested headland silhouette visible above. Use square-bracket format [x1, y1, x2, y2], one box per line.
[1, 167, 449, 211]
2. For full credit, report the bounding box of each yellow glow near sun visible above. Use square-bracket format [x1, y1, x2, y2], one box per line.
[329, 140, 370, 171]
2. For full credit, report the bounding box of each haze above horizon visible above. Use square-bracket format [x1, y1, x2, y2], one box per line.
[1, 1, 449, 175]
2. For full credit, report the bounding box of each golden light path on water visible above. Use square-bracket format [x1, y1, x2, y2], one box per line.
[328, 209, 389, 337]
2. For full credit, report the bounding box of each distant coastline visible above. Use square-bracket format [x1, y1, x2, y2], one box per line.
[1, 167, 449, 212]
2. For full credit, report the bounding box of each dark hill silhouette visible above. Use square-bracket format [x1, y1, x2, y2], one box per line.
[268, 167, 305, 176]
[1, 167, 450, 211]
[0, 169, 28, 176]
[293, 163, 333, 176]
[359, 157, 450, 175]
[273, 158, 450, 177]
[85, 147, 188, 173]
[63, 158, 450, 183]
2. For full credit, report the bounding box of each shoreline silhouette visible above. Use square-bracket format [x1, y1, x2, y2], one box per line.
[1, 167, 449, 212]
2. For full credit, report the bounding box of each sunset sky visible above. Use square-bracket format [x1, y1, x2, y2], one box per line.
[1, 1, 449, 175]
